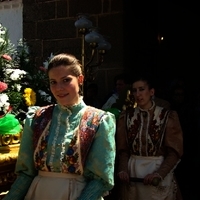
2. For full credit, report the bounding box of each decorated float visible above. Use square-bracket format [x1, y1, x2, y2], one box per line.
[0, 23, 54, 197]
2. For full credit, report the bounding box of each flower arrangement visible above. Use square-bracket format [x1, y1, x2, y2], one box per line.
[0, 23, 55, 129]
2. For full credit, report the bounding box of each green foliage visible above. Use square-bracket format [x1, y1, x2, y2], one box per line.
[0, 23, 54, 122]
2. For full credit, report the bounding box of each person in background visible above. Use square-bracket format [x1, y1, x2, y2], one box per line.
[102, 73, 129, 110]
[83, 83, 102, 108]
[3, 53, 116, 200]
[116, 73, 183, 200]
[153, 95, 171, 110]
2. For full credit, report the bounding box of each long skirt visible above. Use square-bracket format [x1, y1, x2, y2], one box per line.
[24, 171, 86, 200]
[119, 155, 179, 200]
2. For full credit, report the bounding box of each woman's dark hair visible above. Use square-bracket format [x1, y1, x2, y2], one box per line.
[131, 72, 156, 89]
[47, 53, 82, 76]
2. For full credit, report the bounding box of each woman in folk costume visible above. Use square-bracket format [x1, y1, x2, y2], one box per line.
[116, 73, 183, 200]
[3, 53, 116, 200]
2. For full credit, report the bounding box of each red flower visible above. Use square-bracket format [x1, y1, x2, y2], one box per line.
[0, 81, 8, 92]
[39, 66, 47, 72]
[1, 54, 12, 61]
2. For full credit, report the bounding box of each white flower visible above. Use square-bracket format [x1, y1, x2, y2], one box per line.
[5, 63, 12, 68]
[46, 96, 52, 103]
[0, 93, 10, 112]
[0, 38, 5, 44]
[10, 69, 27, 80]
[0, 24, 6, 36]
[15, 84, 22, 92]
[5, 68, 14, 74]
[0, 93, 9, 103]
[38, 90, 52, 103]
[38, 90, 47, 96]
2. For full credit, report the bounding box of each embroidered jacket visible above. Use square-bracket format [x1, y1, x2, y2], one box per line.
[3, 100, 116, 200]
[126, 106, 170, 156]
[117, 102, 183, 179]
[33, 104, 105, 174]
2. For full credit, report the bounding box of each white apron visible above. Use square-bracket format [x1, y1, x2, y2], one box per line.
[119, 155, 177, 200]
[25, 171, 86, 200]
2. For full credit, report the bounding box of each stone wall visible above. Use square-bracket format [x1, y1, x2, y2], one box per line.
[22, 0, 125, 101]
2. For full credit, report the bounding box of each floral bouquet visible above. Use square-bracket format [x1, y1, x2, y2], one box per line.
[0, 23, 55, 140]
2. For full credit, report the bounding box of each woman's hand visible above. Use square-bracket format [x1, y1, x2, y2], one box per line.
[118, 171, 129, 183]
[143, 173, 162, 186]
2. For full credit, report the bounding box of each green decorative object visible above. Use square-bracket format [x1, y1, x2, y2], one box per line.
[0, 113, 21, 135]
[104, 107, 121, 120]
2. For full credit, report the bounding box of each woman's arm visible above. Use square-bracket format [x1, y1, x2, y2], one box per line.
[116, 111, 129, 173]
[115, 111, 130, 183]
[156, 110, 183, 179]
[78, 111, 116, 200]
[3, 106, 39, 200]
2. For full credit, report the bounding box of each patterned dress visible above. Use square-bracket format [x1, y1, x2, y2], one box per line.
[116, 101, 183, 200]
[3, 100, 116, 200]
